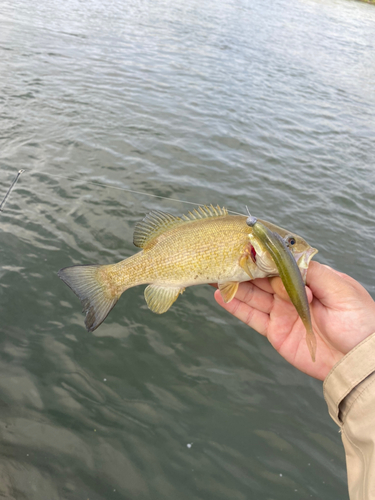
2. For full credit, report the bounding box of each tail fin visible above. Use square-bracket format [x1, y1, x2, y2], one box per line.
[58, 265, 119, 332]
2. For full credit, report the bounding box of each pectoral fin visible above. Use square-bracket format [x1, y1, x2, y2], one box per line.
[239, 252, 255, 279]
[144, 285, 185, 314]
[218, 282, 239, 303]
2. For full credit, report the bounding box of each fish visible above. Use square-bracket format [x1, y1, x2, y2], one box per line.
[246, 215, 317, 362]
[58, 205, 318, 333]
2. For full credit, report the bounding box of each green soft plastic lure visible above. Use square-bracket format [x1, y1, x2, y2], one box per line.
[246, 215, 316, 362]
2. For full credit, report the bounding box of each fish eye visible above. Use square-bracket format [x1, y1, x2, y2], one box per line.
[286, 236, 296, 246]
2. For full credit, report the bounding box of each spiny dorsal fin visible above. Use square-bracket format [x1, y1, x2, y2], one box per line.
[133, 205, 228, 249]
[182, 204, 228, 221]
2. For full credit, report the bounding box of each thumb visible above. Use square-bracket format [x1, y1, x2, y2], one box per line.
[305, 261, 359, 305]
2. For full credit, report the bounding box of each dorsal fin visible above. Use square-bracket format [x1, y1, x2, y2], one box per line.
[133, 211, 183, 248]
[133, 204, 228, 249]
[181, 204, 228, 221]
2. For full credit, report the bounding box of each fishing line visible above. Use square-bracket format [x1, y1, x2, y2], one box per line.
[0, 169, 246, 216]
[38, 171, 247, 216]
[0, 169, 25, 212]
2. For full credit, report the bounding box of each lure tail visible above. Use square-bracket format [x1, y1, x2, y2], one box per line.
[305, 327, 317, 363]
[58, 265, 120, 332]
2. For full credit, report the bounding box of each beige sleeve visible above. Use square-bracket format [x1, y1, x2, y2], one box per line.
[323, 332, 375, 500]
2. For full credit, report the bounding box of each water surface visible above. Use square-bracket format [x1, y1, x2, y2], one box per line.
[1, 0, 375, 498]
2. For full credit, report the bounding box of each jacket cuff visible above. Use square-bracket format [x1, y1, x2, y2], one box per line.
[323, 332, 375, 427]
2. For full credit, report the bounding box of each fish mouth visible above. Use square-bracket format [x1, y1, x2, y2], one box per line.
[296, 247, 318, 283]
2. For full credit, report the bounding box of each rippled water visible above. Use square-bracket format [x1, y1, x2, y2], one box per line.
[1, 0, 375, 498]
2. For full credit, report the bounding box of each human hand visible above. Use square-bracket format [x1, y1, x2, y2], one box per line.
[214, 261, 375, 380]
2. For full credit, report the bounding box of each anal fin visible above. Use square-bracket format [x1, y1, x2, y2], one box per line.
[144, 284, 185, 314]
[218, 282, 239, 303]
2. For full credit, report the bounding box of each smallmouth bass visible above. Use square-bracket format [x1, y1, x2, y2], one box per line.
[246, 215, 317, 362]
[58, 205, 318, 333]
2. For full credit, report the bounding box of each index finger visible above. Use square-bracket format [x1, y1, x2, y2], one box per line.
[269, 276, 313, 304]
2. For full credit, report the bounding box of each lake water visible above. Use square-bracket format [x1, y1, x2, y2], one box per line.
[1, 0, 375, 498]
